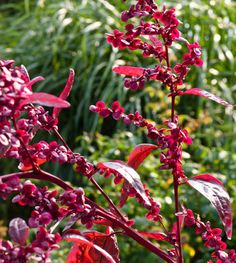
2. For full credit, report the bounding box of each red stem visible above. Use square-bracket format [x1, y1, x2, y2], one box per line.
[165, 44, 183, 262]
[1, 170, 175, 262]
[90, 176, 127, 223]
[53, 127, 71, 151]
[174, 177, 183, 263]
[97, 210, 175, 263]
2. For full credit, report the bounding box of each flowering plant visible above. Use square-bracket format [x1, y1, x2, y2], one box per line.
[0, 0, 235, 262]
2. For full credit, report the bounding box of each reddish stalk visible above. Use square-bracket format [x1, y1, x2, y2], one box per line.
[53, 127, 71, 151]
[53, 127, 127, 222]
[97, 210, 175, 263]
[89, 176, 127, 223]
[1, 170, 175, 262]
[165, 44, 183, 263]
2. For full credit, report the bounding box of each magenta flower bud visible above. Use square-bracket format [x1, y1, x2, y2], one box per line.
[40, 212, 52, 225]
[89, 105, 97, 112]
[123, 116, 132, 125]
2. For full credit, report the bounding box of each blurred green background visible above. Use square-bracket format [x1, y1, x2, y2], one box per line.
[0, 0, 235, 262]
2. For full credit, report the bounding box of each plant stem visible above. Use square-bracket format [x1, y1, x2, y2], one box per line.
[53, 127, 71, 151]
[165, 45, 170, 68]
[1, 170, 113, 216]
[174, 177, 183, 263]
[1, 171, 175, 262]
[97, 210, 175, 263]
[90, 176, 127, 223]
[165, 44, 183, 262]
[53, 128, 127, 221]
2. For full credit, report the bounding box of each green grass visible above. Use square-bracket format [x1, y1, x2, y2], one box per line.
[0, 0, 235, 262]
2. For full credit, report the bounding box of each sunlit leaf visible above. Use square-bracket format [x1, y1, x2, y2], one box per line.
[20, 92, 70, 108]
[97, 161, 151, 207]
[188, 174, 232, 239]
[64, 229, 116, 263]
[180, 88, 233, 107]
[127, 144, 158, 170]
[83, 228, 120, 263]
[112, 66, 144, 77]
[53, 69, 75, 119]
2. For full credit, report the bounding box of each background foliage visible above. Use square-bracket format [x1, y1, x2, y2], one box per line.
[0, 0, 235, 262]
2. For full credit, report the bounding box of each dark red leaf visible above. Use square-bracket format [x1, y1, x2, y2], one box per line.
[189, 174, 223, 186]
[139, 231, 168, 241]
[188, 174, 232, 239]
[20, 92, 70, 108]
[8, 218, 29, 245]
[64, 229, 116, 263]
[97, 161, 151, 207]
[127, 144, 158, 170]
[66, 243, 92, 263]
[112, 66, 144, 77]
[180, 88, 233, 107]
[116, 144, 158, 207]
[18, 157, 47, 171]
[53, 69, 75, 119]
[83, 227, 120, 263]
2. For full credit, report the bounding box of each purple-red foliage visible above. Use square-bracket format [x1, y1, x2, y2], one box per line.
[0, 0, 234, 263]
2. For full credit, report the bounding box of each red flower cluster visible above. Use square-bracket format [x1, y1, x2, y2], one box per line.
[183, 208, 236, 263]
[0, 226, 61, 262]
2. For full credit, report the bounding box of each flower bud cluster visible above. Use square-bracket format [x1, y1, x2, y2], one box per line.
[12, 181, 66, 228]
[0, 60, 32, 118]
[183, 208, 236, 262]
[108, 1, 180, 54]
[160, 118, 192, 180]
[0, 227, 61, 263]
[90, 101, 164, 140]
[106, 1, 203, 93]
[0, 175, 21, 200]
[60, 188, 95, 229]
[98, 167, 161, 222]
[16, 140, 94, 176]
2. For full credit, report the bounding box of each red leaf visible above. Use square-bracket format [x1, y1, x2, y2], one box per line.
[64, 230, 116, 263]
[127, 144, 158, 170]
[117, 144, 157, 207]
[98, 161, 151, 208]
[83, 228, 120, 263]
[8, 218, 29, 245]
[53, 69, 75, 119]
[180, 88, 233, 107]
[67, 243, 92, 263]
[18, 157, 47, 171]
[19, 92, 71, 108]
[112, 66, 144, 77]
[139, 231, 168, 241]
[188, 174, 232, 239]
